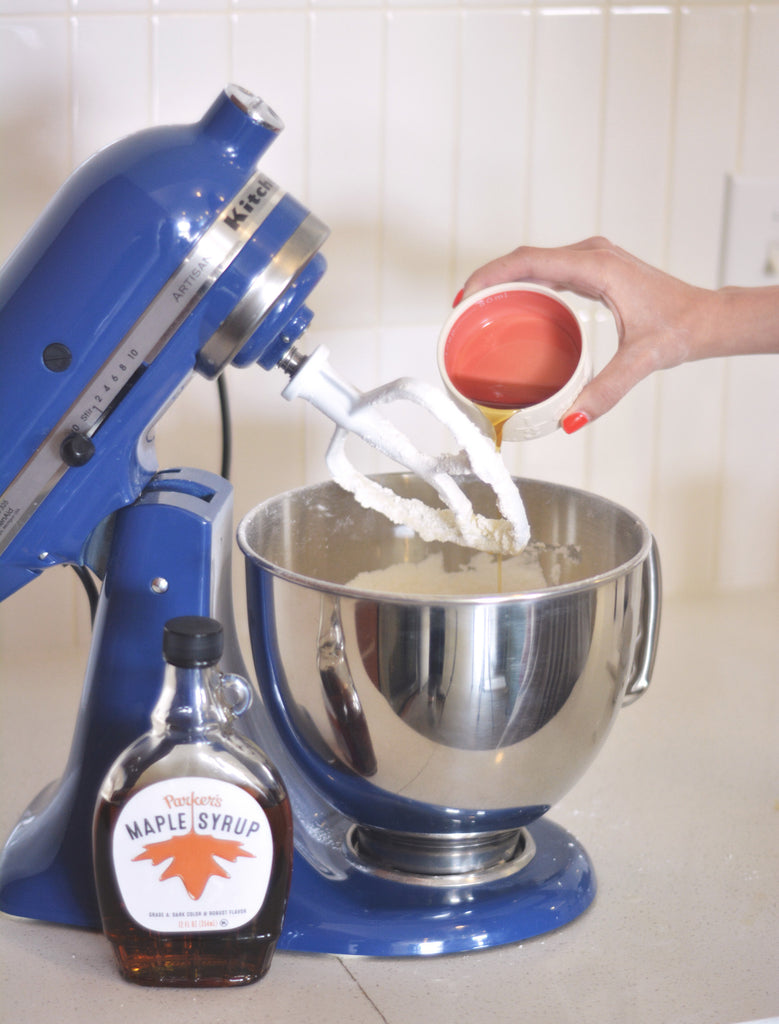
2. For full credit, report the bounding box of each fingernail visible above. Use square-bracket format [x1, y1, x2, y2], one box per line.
[562, 411, 590, 434]
[452, 288, 464, 308]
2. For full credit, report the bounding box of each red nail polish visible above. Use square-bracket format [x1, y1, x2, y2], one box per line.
[452, 288, 464, 308]
[562, 411, 590, 434]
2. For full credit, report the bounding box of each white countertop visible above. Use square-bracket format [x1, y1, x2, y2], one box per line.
[1, 589, 777, 1024]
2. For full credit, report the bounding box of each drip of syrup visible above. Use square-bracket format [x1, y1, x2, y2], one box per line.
[479, 405, 516, 452]
[475, 406, 518, 594]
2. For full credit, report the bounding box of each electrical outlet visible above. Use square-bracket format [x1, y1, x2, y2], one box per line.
[719, 175, 779, 287]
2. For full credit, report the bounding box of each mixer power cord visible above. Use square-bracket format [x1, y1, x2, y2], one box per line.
[217, 373, 232, 482]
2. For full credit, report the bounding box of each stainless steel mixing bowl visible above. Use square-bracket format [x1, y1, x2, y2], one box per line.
[238, 475, 660, 856]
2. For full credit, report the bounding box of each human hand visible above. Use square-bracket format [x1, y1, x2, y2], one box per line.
[459, 237, 719, 431]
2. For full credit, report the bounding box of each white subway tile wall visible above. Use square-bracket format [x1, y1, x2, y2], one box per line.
[1, 0, 777, 653]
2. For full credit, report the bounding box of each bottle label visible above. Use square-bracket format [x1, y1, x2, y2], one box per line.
[112, 777, 274, 934]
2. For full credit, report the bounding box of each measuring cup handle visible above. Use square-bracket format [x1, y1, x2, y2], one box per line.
[622, 536, 662, 706]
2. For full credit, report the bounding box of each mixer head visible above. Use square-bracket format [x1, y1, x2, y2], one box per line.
[0, 85, 328, 601]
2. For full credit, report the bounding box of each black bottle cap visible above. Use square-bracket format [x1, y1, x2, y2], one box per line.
[163, 616, 224, 667]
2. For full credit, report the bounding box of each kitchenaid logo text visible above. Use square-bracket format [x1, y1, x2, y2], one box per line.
[223, 176, 276, 231]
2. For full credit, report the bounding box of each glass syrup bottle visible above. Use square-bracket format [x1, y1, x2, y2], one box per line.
[93, 615, 293, 987]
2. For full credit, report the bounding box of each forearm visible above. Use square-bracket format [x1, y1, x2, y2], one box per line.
[698, 285, 779, 360]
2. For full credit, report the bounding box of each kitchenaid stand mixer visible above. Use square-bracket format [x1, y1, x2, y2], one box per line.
[0, 86, 661, 956]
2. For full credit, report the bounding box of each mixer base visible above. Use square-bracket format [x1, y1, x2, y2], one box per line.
[279, 817, 595, 956]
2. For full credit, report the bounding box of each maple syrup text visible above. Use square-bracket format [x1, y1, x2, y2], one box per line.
[123, 812, 264, 841]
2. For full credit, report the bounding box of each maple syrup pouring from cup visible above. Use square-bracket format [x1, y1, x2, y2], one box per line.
[439, 286, 588, 587]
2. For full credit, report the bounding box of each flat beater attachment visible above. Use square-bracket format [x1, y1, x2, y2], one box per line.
[281, 346, 530, 555]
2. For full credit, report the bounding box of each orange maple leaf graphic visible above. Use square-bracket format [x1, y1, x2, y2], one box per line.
[133, 830, 255, 900]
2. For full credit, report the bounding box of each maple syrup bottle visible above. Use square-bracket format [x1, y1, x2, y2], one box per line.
[93, 616, 293, 987]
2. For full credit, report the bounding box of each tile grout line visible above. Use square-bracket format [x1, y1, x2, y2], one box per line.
[336, 957, 392, 1024]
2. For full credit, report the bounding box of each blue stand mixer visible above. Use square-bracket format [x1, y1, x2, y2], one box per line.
[0, 86, 660, 956]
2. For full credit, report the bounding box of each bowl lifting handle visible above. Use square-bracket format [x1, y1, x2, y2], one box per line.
[622, 536, 662, 706]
